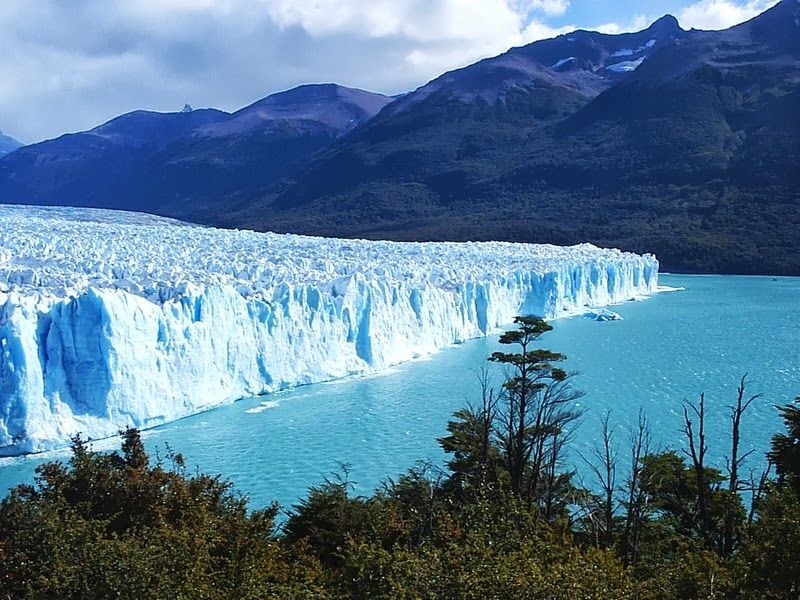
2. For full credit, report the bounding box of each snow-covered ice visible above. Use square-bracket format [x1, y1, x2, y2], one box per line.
[0, 205, 658, 455]
[606, 57, 646, 72]
[610, 48, 635, 58]
[610, 40, 655, 59]
[550, 57, 576, 69]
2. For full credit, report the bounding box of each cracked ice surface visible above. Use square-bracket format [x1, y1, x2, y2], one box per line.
[0, 205, 658, 454]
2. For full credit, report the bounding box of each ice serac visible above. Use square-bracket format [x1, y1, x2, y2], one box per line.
[0, 206, 659, 455]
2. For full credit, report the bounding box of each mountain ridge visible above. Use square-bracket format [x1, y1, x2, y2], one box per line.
[0, 84, 392, 216]
[0, 130, 22, 158]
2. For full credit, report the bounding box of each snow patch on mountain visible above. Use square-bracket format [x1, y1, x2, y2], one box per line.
[0, 205, 658, 455]
[611, 48, 635, 57]
[610, 39, 656, 59]
[606, 57, 647, 72]
[551, 57, 576, 69]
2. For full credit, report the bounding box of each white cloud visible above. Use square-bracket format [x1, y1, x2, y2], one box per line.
[0, 0, 588, 142]
[263, 1, 581, 72]
[1, 0, 581, 142]
[678, 0, 779, 30]
[527, 1, 571, 17]
[593, 15, 651, 35]
[593, 22, 625, 34]
[521, 20, 577, 42]
[262, 0, 524, 42]
[507, 0, 570, 17]
[0, 0, 777, 143]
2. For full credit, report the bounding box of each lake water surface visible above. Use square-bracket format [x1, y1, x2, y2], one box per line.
[1, 274, 798, 510]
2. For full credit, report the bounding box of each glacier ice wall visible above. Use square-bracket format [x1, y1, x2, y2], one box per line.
[0, 205, 659, 455]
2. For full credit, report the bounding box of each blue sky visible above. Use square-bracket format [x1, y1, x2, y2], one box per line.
[545, 1, 691, 28]
[519, 0, 779, 35]
[0, 0, 780, 143]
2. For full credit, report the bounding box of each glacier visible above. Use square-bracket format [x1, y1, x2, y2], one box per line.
[0, 205, 659, 455]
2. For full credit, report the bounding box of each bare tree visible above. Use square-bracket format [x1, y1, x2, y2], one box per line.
[476, 368, 499, 482]
[747, 461, 773, 525]
[722, 375, 761, 555]
[621, 409, 653, 565]
[728, 376, 761, 496]
[579, 412, 618, 548]
[683, 393, 712, 546]
[539, 413, 581, 522]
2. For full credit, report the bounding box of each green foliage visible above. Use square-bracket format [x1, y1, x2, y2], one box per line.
[440, 405, 506, 492]
[481, 316, 582, 506]
[739, 486, 800, 598]
[639, 450, 727, 535]
[0, 428, 326, 599]
[283, 475, 376, 568]
[344, 531, 636, 599]
[769, 396, 800, 493]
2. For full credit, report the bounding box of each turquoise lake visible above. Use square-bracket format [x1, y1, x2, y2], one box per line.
[1, 274, 798, 510]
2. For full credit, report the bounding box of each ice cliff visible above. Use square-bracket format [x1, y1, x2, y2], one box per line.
[0, 205, 659, 455]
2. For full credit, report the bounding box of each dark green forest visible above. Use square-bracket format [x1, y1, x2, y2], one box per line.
[2, 318, 798, 598]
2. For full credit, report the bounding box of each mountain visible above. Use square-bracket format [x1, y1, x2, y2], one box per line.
[0, 130, 22, 157]
[0, 108, 229, 211]
[238, 14, 686, 212]
[0, 84, 392, 218]
[225, 2, 799, 274]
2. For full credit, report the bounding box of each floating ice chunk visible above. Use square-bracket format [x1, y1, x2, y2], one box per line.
[584, 308, 623, 322]
[244, 400, 280, 414]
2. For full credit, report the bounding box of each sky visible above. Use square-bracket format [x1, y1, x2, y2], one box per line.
[0, 0, 781, 143]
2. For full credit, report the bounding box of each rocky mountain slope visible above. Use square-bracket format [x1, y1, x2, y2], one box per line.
[0, 84, 392, 217]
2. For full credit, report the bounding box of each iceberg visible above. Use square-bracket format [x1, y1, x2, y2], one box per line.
[0, 205, 659, 455]
[584, 308, 623, 322]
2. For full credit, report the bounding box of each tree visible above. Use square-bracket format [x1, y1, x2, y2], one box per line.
[638, 450, 725, 538]
[621, 409, 652, 565]
[682, 393, 714, 547]
[439, 369, 501, 492]
[722, 376, 760, 556]
[488, 316, 583, 509]
[741, 486, 800, 597]
[578, 412, 619, 549]
[283, 466, 375, 569]
[769, 396, 800, 494]
[740, 395, 800, 596]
